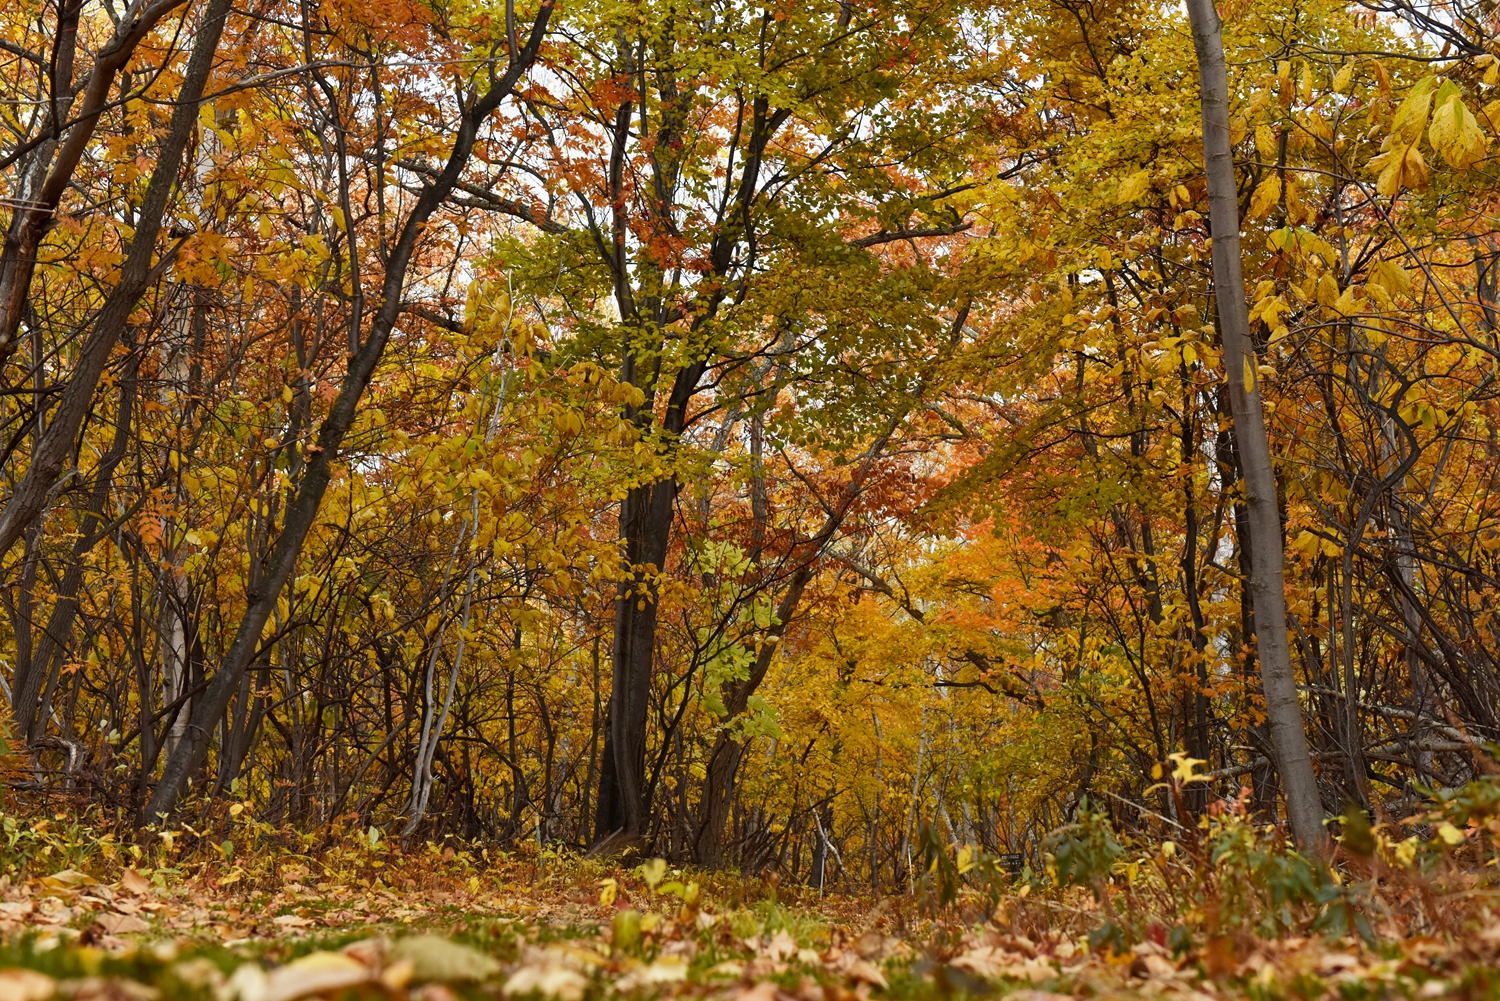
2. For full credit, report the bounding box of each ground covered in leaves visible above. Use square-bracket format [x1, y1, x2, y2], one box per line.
[0, 834, 1499, 1001]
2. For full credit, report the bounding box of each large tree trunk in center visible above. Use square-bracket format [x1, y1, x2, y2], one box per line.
[595, 478, 677, 838]
[1184, 0, 1328, 854]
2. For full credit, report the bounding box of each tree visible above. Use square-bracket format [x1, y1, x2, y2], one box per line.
[1184, 0, 1327, 853]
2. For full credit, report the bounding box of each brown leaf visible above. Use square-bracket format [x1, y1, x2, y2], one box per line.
[117, 870, 150, 896]
[54, 978, 160, 1001]
[0, 969, 56, 1001]
[841, 959, 888, 989]
[762, 930, 798, 963]
[729, 982, 784, 1001]
[94, 913, 150, 936]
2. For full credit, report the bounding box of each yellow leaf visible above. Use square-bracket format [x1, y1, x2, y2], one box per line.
[1168, 751, 1209, 784]
[1256, 124, 1278, 160]
[1438, 822, 1465, 845]
[1316, 274, 1341, 307]
[1369, 260, 1411, 296]
[1392, 76, 1437, 143]
[1331, 286, 1359, 316]
[1116, 170, 1151, 205]
[1248, 174, 1281, 219]
[1402, 144, 1430, 190]
[1285, 176, 1310, 224]
[1333, 62, 1354, 93]
[1428, 95, 1488, 168]
[1480, 100, 1500, 132]
[1369, 147, 1404, 196]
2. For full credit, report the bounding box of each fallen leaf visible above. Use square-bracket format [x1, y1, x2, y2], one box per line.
[389, 936, 500, 983]
[380, 961, 415, 992]
[851, 932, 897, 960]
[221, 964, 268, 1001]
[616, 956, 687, 992]
[271, 915, 312, 929]
[339, 939, 386, 968]
[41, 870, 97, 891]
[705, 962, 744, 980]
[729, 982, 782, 1001]
[501, 965, 588, 1001]
[762, 930, 798, 963]
[841, 959, 888, 989]
[262, 952, 370, 1001]
[94, 913, 150, 935]
[0, 969, 56, 1001]
[950, 947, 1055, 984]
[118, 871, 150, 896]
[55, 978, 160, 1001]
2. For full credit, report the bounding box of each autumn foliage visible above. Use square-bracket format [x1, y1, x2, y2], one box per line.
[0, 0, 1499, 955]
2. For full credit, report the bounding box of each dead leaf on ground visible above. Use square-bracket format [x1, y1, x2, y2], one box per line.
[851, 932, 897, 960]
[501, 963, 588, 1001]
[728, 982, 787, 1001]
[55, 978, 160, 1001]
[389, 936, 500, 983]
[261, 952, 371, 1001]
[0, 969, 56, 1001]
[951, 946, 1056, 984]
[840, 959, 888, 989]
[761, 930, 798, 963]
[41, 871, 97, 893]
[615, 956, 689, 993]
[117, 871, 150, 896]
[94, 913, 150, 936]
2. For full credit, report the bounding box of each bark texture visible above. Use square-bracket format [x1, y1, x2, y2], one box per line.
[1184, 0, 1328, 853]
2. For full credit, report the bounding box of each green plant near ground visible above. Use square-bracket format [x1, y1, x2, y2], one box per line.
[728, 898, 828, 948]
[0, 810, 123, 876]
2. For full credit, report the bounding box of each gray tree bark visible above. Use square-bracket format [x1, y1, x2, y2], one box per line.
[1184, 0, 1328, 853]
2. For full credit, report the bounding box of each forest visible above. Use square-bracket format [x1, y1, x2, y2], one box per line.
[0, 0, 1499, 994]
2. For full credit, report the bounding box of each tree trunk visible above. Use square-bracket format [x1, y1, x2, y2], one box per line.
[594, 476, 677, 838]
[694, 566, 812, 864]
[1185, 0, 1327, 853]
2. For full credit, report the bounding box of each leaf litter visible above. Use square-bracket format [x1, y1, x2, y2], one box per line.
[0, 852, 1498, 1001]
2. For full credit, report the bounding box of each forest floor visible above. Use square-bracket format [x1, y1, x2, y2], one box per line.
[0, 838, 1498, 1001]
